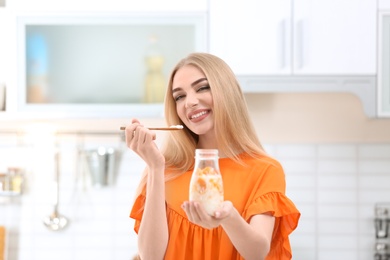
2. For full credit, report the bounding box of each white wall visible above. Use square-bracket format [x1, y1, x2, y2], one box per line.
[0, 133, 143, 260]
[246, 93, 390, 143]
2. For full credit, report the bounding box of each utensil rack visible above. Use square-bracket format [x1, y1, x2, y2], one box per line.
[0, 129, 124, 136]
[375, 202, 390, 260]
[0, 130, 124, 201]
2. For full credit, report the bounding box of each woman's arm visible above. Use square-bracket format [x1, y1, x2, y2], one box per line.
[126, 119, 169, 259]
[221, 208, 275, 260]
[137, 165, 168, 259]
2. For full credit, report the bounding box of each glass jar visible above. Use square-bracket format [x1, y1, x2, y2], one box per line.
[0, 173, 11, 192]
[8, 167, 24, 194]
[189, 149, 224, 216]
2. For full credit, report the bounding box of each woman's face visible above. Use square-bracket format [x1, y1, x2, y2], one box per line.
[172, 65, 214, 136]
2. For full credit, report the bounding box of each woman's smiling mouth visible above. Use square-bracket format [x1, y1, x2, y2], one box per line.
[189, 109, 210, 121]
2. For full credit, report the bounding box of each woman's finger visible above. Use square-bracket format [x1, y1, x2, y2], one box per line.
[125, 123, 143, 147]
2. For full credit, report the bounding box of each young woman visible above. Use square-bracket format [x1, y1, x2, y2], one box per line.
[125, 53, 300, 260]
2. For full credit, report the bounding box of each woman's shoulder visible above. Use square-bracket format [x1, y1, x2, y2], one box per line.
[238, 152, 283, 169]
[219, 153, 284, 180]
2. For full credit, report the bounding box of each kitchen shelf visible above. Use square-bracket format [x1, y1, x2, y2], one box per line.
[0, 129, 124, 137]
[0, 191, 22, 197]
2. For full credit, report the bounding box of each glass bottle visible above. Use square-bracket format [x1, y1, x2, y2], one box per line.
[189, 149, 224, 216]
[144, 34, 165, 103]
[26, 34, 49, 103]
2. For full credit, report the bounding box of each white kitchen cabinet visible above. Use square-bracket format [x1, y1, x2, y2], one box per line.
[379, 0, 390, 10]
[293, 0, 376, 75]
[209, 0, 291, 75]
[12, 14, 207, 119]
[0, 0, 208, 119]
[378, 11, 390, 117]
[209, 0, 376, 76]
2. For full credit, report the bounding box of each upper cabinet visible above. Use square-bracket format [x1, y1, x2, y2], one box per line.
[210, 0, 290, 75]
[0, 0, 382, 118]
[209, 0, 376, 76]
[13, 14, 207, 118]
[0, 1, 208, 119]
[378, 10, 390, 117]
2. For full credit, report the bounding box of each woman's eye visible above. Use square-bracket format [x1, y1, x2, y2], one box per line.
[197, 85, 210, 92]
[174, 95, 184, 102]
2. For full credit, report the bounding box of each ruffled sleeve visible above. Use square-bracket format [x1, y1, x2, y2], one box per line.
[129, 194, 146, 234]
[244, 191, 300, 259]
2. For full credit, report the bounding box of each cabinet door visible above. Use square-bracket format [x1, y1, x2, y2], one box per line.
[209, 0, 291, 75]
[210, 0, 376, 76]
[293, 0, 376, 75]
[378, 12, 390, 117]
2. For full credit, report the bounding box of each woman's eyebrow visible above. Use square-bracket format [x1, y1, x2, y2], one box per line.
[172, 87, 181, 94]
[191, 78, 207, 87]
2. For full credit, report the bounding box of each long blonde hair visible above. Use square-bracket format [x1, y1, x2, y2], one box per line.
[135, 52, 266, 197]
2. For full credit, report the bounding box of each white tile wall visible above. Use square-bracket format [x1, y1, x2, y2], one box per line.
[270, 143, 390, 260]
[0, 134, 389, 260]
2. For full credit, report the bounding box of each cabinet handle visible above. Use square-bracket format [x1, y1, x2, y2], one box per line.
[295, 19, 304, 69]
[278, 19, 287, 69]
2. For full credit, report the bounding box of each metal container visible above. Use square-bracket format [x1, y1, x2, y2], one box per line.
[375, 205, 390, 239]
[84, 147, 119, 187]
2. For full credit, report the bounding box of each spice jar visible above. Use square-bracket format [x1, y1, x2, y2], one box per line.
[189, 149, 224, 216]
[8, 167, 24, 194]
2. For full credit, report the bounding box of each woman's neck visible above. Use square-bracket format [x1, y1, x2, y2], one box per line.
[196, 132, 218, 150]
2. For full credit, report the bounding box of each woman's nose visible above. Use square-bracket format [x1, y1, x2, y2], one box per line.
[185, 93, 198, 108]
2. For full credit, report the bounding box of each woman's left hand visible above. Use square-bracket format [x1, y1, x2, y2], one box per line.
[181, 201, 234, 229]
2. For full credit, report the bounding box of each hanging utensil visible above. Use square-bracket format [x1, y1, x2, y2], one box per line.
[43, 151, 69, 231]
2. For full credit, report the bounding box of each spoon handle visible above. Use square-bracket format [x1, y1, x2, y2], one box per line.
[119, 126, 183, 131]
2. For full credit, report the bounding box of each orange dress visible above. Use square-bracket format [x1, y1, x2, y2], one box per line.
[130, 153, 300, 259]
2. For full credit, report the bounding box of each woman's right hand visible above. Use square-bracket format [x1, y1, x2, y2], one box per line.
[124, 118, 165, 169]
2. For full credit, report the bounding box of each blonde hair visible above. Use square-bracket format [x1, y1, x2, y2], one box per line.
[135, 52, 267, 197]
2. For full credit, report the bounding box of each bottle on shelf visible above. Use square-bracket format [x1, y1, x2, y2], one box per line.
[143, 34, 166, 103]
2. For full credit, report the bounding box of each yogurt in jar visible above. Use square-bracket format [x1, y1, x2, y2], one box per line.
[189, 166, 224, 216]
